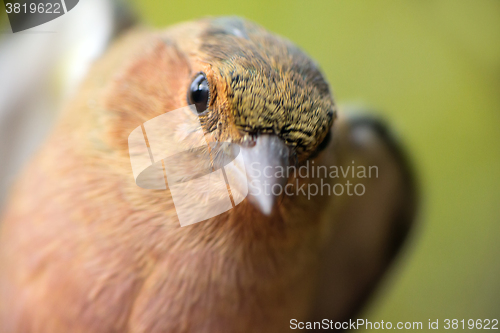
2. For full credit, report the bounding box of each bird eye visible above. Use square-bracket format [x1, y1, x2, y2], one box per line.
[188, 73, 210, 113]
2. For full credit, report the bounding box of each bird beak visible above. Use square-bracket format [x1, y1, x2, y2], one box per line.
[240, 135, 291, 215]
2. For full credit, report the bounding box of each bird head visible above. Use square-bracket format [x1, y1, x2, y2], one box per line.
[103, 17, 336, 217]
[175, 17, 336, 214]
[183, 18, 335, 156]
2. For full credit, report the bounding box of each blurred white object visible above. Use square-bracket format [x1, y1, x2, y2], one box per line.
[0, 0, 133, 211]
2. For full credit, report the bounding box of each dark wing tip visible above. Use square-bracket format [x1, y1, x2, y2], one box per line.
[347, 113, 419, 264]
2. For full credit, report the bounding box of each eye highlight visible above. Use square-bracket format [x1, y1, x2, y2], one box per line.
[187, 73, 210, 113]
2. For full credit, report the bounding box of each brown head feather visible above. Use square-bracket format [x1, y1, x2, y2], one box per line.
[197, 17, 336, 158]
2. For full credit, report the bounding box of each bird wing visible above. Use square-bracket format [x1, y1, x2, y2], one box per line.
[309, 110, 418, 324]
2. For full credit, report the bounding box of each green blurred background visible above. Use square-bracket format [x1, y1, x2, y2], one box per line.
[133, 0, 500, 327]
